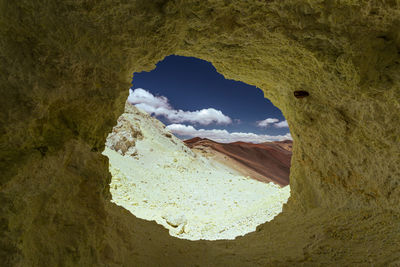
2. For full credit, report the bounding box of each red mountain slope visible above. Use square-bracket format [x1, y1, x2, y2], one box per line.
[184, 138, 292, 186]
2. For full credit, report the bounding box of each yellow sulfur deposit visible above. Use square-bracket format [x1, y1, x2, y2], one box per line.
[103, 104, 290, 240]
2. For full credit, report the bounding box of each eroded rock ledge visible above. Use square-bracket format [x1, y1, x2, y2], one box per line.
[1, 1, 399, 266]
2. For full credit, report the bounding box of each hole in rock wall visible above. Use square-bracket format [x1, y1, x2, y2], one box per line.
[103, 56, 292, 240]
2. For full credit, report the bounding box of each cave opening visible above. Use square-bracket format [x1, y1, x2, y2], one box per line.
[103, 55, 292, 240]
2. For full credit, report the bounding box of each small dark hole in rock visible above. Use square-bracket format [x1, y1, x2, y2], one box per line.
[294, 90, 309, 98]
[377, 35, 390, 41]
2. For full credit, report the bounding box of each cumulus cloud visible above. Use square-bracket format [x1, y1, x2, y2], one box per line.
[257, 118, 289, 128]
[128, 88, 232, 125]
[128, 88, 171, 111]
[274, 120, 289, 128]
[166, 124, 292, 143]
[257, 118, 279, 127]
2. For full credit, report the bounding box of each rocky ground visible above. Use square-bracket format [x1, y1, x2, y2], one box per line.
[103, 103, 290, 240]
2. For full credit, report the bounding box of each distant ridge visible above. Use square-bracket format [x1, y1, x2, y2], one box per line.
[184, 138, 292, 186]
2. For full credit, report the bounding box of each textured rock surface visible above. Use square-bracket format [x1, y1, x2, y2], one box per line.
[1, 1, 400, 266]
[105, 106, 143, 156]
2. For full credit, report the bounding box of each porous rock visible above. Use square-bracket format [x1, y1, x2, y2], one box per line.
[1, 1, 399, 266]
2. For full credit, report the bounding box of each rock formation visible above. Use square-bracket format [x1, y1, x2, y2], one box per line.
[184, 138, 292, 186]
[104, 103, 290, 240]
[1, 1, 399, 266]
[105, 109, 143, 156]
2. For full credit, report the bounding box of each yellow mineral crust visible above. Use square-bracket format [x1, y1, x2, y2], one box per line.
[104, 105, 290, 240]
[1, 1, 400, 266]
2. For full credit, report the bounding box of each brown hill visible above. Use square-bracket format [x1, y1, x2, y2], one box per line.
[184, 138, 292, 187]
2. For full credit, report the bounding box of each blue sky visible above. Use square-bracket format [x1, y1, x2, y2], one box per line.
[129, 55, 291, 143]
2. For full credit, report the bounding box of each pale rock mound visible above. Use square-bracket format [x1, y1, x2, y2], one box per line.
[103, 103, 290, 240]
[105, 106, 143, 156]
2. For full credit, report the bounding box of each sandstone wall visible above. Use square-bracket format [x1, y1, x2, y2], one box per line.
[1, 1, 399, 266]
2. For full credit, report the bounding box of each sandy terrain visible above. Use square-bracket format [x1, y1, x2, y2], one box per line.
[185, 138, 292, 186]
[103, 104, 290, 240]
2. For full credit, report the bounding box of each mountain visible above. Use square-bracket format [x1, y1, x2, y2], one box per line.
[102, 103, 290, 240]
[184, 138, 292, 186]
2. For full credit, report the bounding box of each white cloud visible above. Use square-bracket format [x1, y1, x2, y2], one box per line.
[274, 120, 289, 128]
[257, 118, 279, 127]
[257, 118, 289, 128]
[166, 124, 292, 143]
[128, 88, 232, 125]
[128, 88, 171, 110]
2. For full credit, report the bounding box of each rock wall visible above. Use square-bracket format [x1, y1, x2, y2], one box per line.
[1, 1, 399, 266]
